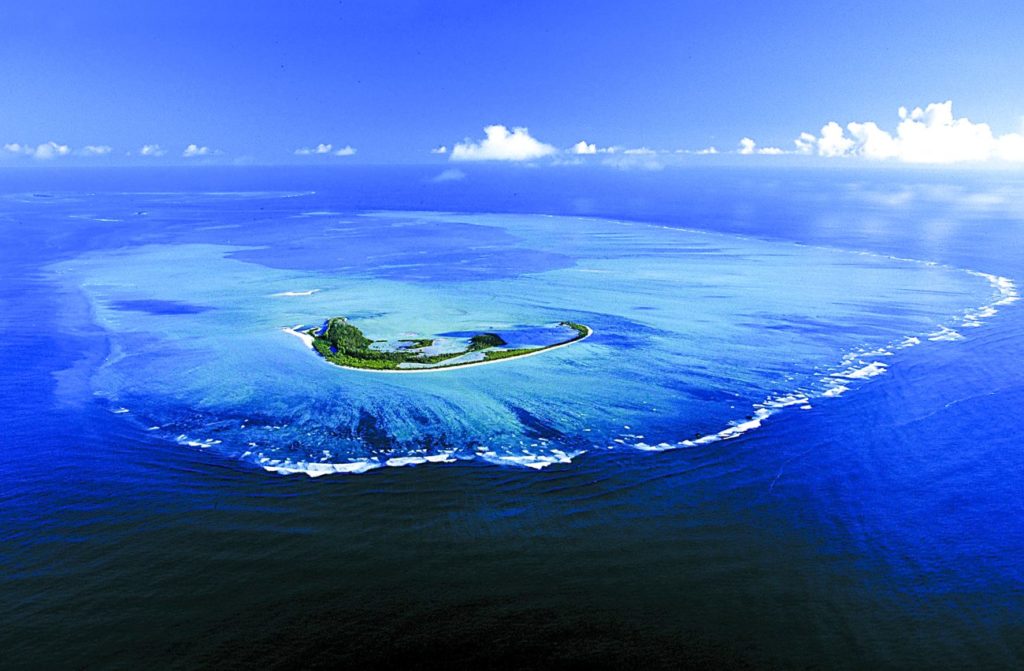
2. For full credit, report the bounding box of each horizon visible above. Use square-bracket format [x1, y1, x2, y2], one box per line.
[2, 1, 1023, 167]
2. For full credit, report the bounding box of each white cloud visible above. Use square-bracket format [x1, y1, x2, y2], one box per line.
[46, 142, 69, 158]
[571, 141, 597, 155]
[140, 144, 166, 157]
[623, 147, 657, 155]
[450, 125, 556, 162]
[816, 121, 855, 157]
[844, 122, 898, 159]
[431, 168, 466, 182]
[81, 145, 112, 156]
[4, 141, 71, 159]
[334, 145, 357, 156]
[794, 132, 816, 155]
[294, 143, 333, 156]
[569, 140, 623, 155]
[34, 142, 71, 159]
[431, 145, 448, 154]
[796, 101, 1024, 164]
[996, 133, 1024, 161]
[737, 137, 785, 155]
[3, 143, 29, 155]
[182, 143, 212, 157]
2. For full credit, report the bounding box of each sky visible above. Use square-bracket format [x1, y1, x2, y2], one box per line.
[2, 0, 1023, 166]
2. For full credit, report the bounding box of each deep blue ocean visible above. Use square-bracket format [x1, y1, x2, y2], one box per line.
[2, 166, 1023, 669]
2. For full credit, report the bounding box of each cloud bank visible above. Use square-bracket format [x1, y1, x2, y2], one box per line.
[793, 101, 1024, 164]
[450, 125, 556, 161]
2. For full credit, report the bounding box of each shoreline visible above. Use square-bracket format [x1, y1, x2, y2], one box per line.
[282, 324, 592, 374]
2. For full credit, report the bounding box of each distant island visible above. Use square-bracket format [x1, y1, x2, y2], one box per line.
[288, 317, 591, 372]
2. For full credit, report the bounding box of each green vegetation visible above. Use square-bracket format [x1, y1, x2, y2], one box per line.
[561, 321, 589, 339]
[399, 338, 435, 349]
[469, 333, 507, 350]
[322, 317, 372, 351]
[483, 347, 541, 361]
[307, 316, 590, 371]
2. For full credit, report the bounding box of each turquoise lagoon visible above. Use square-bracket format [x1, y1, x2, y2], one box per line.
[52, 207, 1012, 475]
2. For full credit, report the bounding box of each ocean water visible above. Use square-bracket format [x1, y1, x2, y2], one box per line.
[3, 166, 1024, 668]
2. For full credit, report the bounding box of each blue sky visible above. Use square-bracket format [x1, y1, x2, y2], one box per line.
[2, 1, 1023, 165]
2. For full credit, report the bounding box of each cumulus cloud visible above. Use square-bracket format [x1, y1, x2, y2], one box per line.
[450, 125, 556, 161]
[34, 142, 71, 159]
[81, 145, 112, 156]
[814, 121, 855, 157]
[430, 145, 448, 154]
[795, 101, 1024, 164]
[793, 133, 816, 155]
[622, 147, 657, 155]
[737, 137, 784, 155]
[845, 122, 898, 159]
[139, 144, 166, 157]
[333, 145, 357, 156]
[571, 141, 597, 155]
[182, 143, 211, 157]
[4, 141, 72, 159]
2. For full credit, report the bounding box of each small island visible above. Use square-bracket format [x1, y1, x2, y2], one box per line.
[289, 317, 591, 372]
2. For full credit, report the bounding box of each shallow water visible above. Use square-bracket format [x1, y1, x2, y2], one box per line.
[46, 206, 1007, 475]
[3, 166, 1024, 668]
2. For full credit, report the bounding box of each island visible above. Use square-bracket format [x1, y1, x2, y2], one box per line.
[286, 317, 591, 372]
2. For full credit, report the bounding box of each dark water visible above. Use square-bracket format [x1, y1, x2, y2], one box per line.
[2, 166, 1024, 669]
